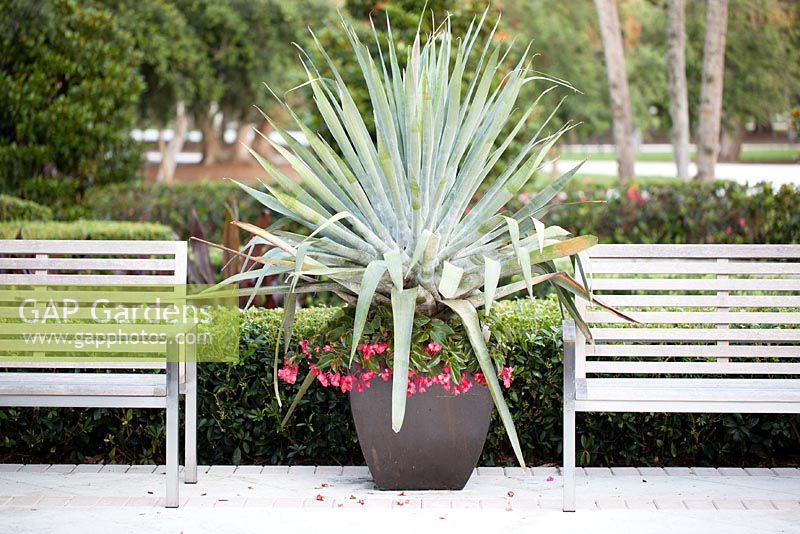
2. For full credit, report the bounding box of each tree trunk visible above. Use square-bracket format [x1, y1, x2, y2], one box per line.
[719, 120, 744, 162]
[695, 0, 729, 181]
[250, 121, 281, 161]
[200, 114, 226, 166]
[231, 122, 256, 163]
[155, 101, 187, 184]
[666, 0, 690, 181]
[594, 0, 636, 184]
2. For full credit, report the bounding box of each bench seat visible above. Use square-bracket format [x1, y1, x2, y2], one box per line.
[0, 373, 167, 397]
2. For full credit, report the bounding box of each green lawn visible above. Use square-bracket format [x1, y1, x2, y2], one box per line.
[561, 147, 799, 163]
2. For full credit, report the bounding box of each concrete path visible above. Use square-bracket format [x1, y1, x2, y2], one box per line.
[550, 159, 800, 186]
[0, 465, 798, 533]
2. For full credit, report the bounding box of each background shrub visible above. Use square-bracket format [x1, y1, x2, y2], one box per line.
[0, 220, 176, 240]
[2, 299, 797, 467]
[0, 195, 52, 222]
[537, 179, 800, 245]
[81, 182, 268, 242]
[0, 0, 144, 200]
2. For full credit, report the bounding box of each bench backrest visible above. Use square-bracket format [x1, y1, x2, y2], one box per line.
[576, 244, 800, 378]
[0, 240, 187, 371]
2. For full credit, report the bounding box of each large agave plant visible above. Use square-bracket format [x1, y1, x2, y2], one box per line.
[216, 12, 628, 466]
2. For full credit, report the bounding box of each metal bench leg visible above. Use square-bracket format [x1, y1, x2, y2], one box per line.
[562, 320, 577, 512]
[166, 359, 179, 508]
[563, 406, 576, 512]
[184, 360, 197, 484]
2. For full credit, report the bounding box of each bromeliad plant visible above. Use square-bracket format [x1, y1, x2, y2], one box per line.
[212, 12, 630, 466]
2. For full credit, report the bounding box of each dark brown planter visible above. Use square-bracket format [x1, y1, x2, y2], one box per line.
[349, 374, 493, 490]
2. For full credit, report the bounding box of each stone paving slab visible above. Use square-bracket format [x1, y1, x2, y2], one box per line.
[0, 465, 799, 533]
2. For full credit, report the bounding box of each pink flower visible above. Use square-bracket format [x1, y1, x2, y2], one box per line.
[323, 344, 333, 352]
[738, 216, 747, 228]
[407, 379, 417, 397]
[316, 494, 324, 501]
[501, 367, 514, 388]
[360, 370, 376, 390]
[379, 367, 391, 381]
[316, 372, 329, 387]
[358, 343, 375, 360]
[314, 344, 320, 353]
[626, 185, 638, 201]
[329, 371, 341, 388]
[473, 372, 487, 386]
[424, 342, 443, 355]
[546, 475, 554, 482]
[372, 343, 388, 354]
[299, 340, 310, 355]
[277, 358, 299, 384]
[340, 375, 355, 393]
[725, 225, 733, 235]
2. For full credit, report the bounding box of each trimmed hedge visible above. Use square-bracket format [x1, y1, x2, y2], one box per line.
[540, 180, 800, 245]
[76, 179, 800, 247]
[2, 298, 798, 467]
[0, 220, 176, 240]
[81, 182, 267, 242]
[0, 195, 52, 222]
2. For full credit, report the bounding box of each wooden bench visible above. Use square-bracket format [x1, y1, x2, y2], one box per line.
[562, 244, 800, 511]
[0, 240, 198, 507]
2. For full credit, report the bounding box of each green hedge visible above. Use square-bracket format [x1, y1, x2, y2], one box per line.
[0, 220, 176, 240]
[538, 180, 800, 245]
[0, 195, 52, 222]
[2, 298, 798, 467]
[75, 179, 800, 247]
[81, 182, 267, 242]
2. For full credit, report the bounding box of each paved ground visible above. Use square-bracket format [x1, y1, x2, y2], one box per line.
[550, 159, 800, 186]
[0, 465, 798, 533]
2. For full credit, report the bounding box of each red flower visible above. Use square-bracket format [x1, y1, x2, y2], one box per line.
[299, 339, 310, 355]
[626, 185, 638, 200]
[358, 343, 375, 360]
[329, 371, 341, 388]
[277, 358, 299, 384]
[738, 216, 747, 229]
[340, 375, 355, 393]
[473, 372, 487, 386]
[424, 342, 443, 355]
[501, 367, 514, 388]
[379, 368, 391, 381]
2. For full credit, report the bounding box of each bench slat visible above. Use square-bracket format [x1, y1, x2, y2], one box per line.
[0, 274, 179, 285]
[594, 295, 800, 308]
[589, 278, 800, 291]
[591, 327, 800, 342]
[0, 240, 180, 255]
[0, 361, 166, 369]
[0, 373, 167, 396]
[577, 378, 800, 401]
[587, 344, 800, 358]
[587, 244, 800, 259]
[585, 311, 800, 325]
[0, 258, 177, 271]
[589, 260, 800, 275]
[585, 361, 800, 375]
